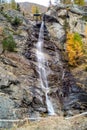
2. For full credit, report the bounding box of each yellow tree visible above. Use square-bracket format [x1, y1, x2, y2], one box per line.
[61, 0, 72, 4]
[10, 0, 16, 9]
[31, 6, 41, 21]
[31, 5, 40, 14]
[74, 0, 85, 6]
[66, 32, 83, 66]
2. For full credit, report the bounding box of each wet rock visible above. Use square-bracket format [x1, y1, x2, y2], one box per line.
[33, 22, 50, 40]
[44, 14, 58, 23]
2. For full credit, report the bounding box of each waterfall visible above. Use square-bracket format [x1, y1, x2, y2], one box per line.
[36, 21, 55, 115]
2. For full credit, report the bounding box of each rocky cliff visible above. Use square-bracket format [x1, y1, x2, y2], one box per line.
[0, 4, 87, 128]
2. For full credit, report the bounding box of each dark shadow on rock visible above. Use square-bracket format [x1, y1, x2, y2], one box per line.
[61, 67, 87, 116]
[33, 22, 50, 40]
[44, 14, 58, 23]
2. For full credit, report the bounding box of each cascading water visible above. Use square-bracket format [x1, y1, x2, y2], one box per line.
[36, 21, 55, 115]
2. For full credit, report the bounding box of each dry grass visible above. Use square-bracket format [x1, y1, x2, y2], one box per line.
[9, 115, 87, 130]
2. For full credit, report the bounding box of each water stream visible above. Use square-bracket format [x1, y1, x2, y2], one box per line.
[36, 21, 55, 115]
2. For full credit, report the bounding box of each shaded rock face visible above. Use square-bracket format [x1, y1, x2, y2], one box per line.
[61, 69, 87, 116]
[33, 23, 50, 40]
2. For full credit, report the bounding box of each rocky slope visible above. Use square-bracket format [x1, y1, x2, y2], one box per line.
[0, 4, 87, 129]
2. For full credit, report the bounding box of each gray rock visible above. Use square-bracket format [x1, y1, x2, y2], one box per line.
[47, 22, 65, 41]
[0, 95, 15, 128]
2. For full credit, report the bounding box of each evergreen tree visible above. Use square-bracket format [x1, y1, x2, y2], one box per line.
[16, 3, 20, 11]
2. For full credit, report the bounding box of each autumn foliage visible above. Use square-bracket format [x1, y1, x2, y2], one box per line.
[74, 0, 85, 6]
[66, 32, 83, 66]
[31, 6, 40, 14]
[31, 6, 41, 21]
[10, 0, 17, 9]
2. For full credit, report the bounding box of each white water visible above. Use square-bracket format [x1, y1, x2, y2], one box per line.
[36, 21, 55, 115]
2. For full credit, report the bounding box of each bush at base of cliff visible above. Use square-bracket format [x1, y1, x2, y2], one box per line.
[2, 35, 16, 52]
[66, 32, 84, 66]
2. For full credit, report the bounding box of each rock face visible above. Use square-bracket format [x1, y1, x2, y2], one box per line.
[45, 4, 87, 116]
[0, 5, 87, 128]
[46, 5, 87, 38]
[24, 23, 64, 116]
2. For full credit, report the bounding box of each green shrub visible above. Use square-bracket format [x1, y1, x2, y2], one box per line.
[11, 16, 22, 26]
[2, 34, 16, 52]
[16, 3, 21, 11]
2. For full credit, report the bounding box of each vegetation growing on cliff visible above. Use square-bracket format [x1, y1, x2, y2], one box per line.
[0, 0, 20, 10]
[66, 32, 83, 66]
[2, 34, 16, 52]
[74, 0, 85, 6]
[11, 16, 22, 26]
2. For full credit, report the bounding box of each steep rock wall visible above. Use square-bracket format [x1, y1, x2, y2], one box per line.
[0, 6, 87, 128]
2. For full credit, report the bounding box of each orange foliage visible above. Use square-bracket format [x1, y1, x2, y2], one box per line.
[66, 31, 83, 66]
